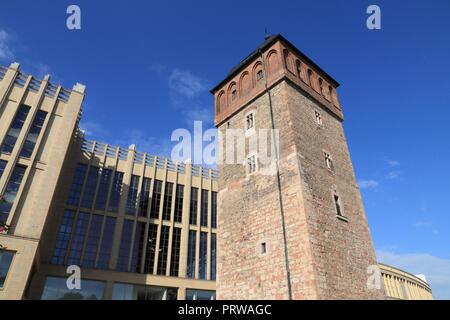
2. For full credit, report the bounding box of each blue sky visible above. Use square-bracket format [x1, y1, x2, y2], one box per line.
[1, 0, 449, 298]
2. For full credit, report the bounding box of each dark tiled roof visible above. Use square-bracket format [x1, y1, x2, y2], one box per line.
[211, 34, 339, 93]
[226, 34, 279, 78]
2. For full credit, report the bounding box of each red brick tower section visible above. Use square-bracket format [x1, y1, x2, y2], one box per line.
[211, 35, 385, 299]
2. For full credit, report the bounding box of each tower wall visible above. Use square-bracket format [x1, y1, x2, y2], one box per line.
[283, 81, 383, 299]
[217, 81, 318, 299]
[214, 35, 385, 300]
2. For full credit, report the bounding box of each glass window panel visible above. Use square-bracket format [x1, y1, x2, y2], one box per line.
[19, 110, 47, 158]
[0, 165, 26, 224]
[112, 284, 177, 300]
[162, 182, 173, 221]
[150, 180, 162, 219]
[198, 232, 207, 280]
[116, 220, 133, 272]
[174, 184, 184, 223]
[146, 286, 167, 300]
[81, 214, 103, 268]
[146, 286, 177, 300]
[80, 166, 99, 209]
[0, 160, 6, 179]
[165, 287, 178, 300]
[94, 169, 112, 210]
[51, 210, 76, 265]
[201, 190, 209, 227]
[66, 164, 87, 206]
[138, 177, 151, 216]
[144, 224, 158, 274]
[189, 187, 198, 225]
[169, 227, 181, 277]
[1, 105, 30, 154]
[112, 283, 134, 300]
[186, 289, 216, 300]
[41, 276, 104, 300]
[0, 251, 14, 289]
[136, 285, 147, 300]
[156, 225, 170, 275]
[67, 212, 89, 265]
[130, 222, 146, 273]
[107, 171, 123, 212]
[126, 175, 140, 215]
[96, 216, 116, 269]
[186, 230, 196, 279]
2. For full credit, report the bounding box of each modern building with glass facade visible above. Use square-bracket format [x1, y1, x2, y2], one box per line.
[0, 63, 217, 300]
[0, 57, 432, 300]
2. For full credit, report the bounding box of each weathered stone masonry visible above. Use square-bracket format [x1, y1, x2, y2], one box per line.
[212, 34, 385, 299]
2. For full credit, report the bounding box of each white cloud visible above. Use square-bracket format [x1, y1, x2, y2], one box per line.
[0, 29, 14, 61]
[413, 221, 433, 228]
[113, 128, 173, 158]
[168, 68, 208, 100]
[387, 170, 401, 180]
[184, 106, 214, 126]
[148, 63, 166, 74]
[359, 158, 402, 191]
[80, 120, 174, 159]
[36, 63, 51, 78]
[387, 159, 400, 167]
[166, 67, 213, 126]
[377, 250, 450, 299]
[79, 121, 109, 139]
[358, 179, 379, 189]
[412, 221, 439, 235]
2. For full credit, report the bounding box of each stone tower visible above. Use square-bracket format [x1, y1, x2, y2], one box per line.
[211, 35, 384, 299]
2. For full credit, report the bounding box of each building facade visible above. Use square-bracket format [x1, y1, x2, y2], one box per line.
[0, 35, 433, 300]
[212, 34, 385, 299]
[0, 63, 85, 299]
[380, 264, 432, 300]
[0, 63, 217, 300]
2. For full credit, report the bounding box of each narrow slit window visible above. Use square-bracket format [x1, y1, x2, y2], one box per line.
[315, 110, 322, 126]
[256, 70, 263, 81]
[324, 152, 333, 170]
[246, 113, 254, 130]
[261, 242, 267, 254]
[334, 195, 342, 216]
[247, 155, 257, 174]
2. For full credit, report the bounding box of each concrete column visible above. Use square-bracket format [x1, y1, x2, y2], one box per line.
[0, 62, 20, 110]
[179, 162, 192, 278]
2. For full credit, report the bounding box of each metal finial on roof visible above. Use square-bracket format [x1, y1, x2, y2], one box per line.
[264, 27, 270, 40]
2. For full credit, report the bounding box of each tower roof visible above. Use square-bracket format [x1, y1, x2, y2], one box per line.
[211, 34, 340, 94]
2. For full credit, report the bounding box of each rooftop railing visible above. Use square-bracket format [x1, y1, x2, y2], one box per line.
[0, 66, 8, 81]
[0, 65, 72, 103]
[80, 138, 218, 180]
